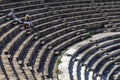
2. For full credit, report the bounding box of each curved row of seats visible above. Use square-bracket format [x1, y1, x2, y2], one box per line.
[0, 1, 93, 79]
[58, 32, 120, 80]
[0, 0, 120, 80]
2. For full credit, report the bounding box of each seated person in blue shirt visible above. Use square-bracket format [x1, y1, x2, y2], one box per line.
[24, 21, 33, 34]
[24, 21, 33, 29]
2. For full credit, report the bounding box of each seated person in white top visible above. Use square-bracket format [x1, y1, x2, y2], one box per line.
[6, 10, 16, 20]
[7, 10, 23, 24]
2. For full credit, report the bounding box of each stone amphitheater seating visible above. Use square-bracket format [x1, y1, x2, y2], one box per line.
[0, 0, 120, 80]
[58, 32, 120, 80]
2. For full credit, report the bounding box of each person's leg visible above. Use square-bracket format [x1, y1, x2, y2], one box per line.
[14, 18, 23, 24]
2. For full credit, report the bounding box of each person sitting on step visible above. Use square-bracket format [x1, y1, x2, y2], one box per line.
[23, 14, 33, 29]
[24, 21, 33, 34]
[6, 9, 16, 20]
[24, 21, 33, 29]
[6, 9, 23, 24]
